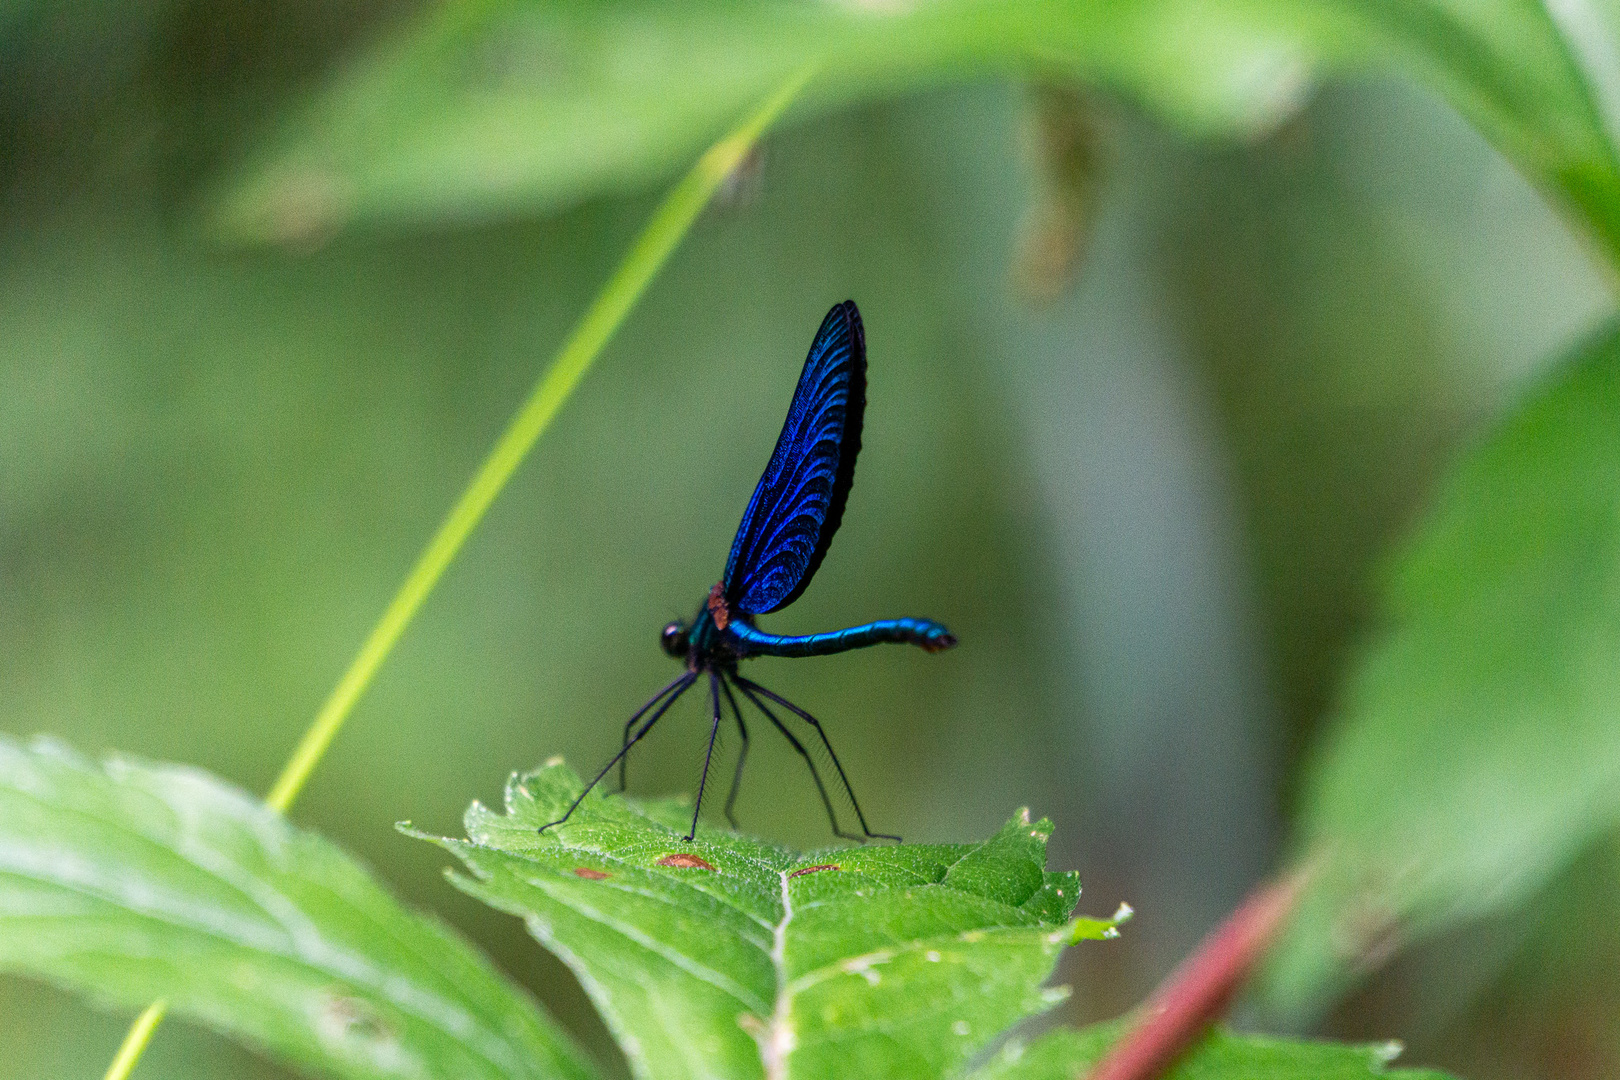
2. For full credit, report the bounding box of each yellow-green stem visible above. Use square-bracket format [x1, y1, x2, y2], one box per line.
[100, 63, 816, 1080]
[267, 64, 811, 812]
[102, 1002, 166, 1080]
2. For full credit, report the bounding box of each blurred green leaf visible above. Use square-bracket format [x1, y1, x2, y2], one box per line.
[412, 760, 1121, 1080]
[1264, 321, 1620, 1017]
[210, 0, 1339, 242]
[213, 0, 1620, 262]
[0, 735, 599, 1080]
[974, 1023, 1456, 1080]
[1330, 0, 1620, 259]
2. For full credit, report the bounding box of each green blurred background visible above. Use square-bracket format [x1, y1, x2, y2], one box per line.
[2, 1, 1617, 1078]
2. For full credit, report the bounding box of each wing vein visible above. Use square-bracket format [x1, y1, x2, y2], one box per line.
[722, 302, 866, 615]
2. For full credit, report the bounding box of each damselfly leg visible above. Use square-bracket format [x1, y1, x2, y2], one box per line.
[718, 676, 750, 829]
[730, 676, 845, 839]
[731, 673, 900, 843]
[540, 671, 696, 834]
[619, 672, 690, 791]
[684, 671, 727, 841]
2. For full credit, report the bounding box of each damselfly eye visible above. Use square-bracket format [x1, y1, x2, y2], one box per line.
[660, 621, 689, 659]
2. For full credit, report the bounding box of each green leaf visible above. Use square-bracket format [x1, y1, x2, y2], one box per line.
[212, 0, 1620, 265]
[1321, 0, 1620, 259]
[410, 759, 1122, 1080]
[1265, 321, 1620, 1016]
[0, 735, 599, 1080]
[973, 1023, 1456, 1080]
[208, 0, 1342, 242]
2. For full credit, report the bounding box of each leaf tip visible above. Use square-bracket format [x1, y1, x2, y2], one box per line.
[1067, 902, 1134, 943]
[1372, 1040, 1404, 1066]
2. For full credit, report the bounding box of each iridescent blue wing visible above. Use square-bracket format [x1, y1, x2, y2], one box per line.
[723, 301, 866, 615]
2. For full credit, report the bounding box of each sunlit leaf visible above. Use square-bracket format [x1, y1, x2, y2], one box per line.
[209, 0, 1340, 242]
[974, 1023, 1456, 1080]
[410, 759, 1123, 1080]
[0, 736, 599, 1080]
[1265, 322, 1620, 1016]
[213, 0, 1620, 263]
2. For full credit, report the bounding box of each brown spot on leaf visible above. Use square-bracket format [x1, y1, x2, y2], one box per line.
[789, 863, 840, 878]
[572, 868, 611, 880]
[318, 991, 396, 1046]
[657, 853, 717, 871]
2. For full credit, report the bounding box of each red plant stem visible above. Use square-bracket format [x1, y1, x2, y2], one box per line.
[1087, 865, 1312, 1080]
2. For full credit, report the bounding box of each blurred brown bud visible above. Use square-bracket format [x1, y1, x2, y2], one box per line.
[1013, 83, 1105, 304]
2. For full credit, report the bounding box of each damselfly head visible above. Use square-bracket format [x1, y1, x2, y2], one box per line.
[660, 620, 690, 660]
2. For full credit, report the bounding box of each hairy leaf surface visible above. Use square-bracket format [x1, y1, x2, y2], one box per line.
[413, 760, 1121, 1080]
